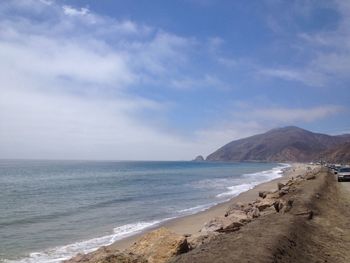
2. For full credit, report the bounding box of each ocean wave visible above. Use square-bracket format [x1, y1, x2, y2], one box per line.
[4, 163, 291, 263]
[216, 182, 258, 198]
[4, 221, 162, 263]
[216, 163, 290, 199]
[177, 202, 218, 214]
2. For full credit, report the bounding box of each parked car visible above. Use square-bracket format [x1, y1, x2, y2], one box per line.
[337, 167, 350, 182]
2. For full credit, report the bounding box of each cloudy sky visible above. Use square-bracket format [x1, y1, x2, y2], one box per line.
[1, 0, 350, 160]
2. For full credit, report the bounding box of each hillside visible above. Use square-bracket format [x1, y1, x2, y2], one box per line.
[206, 126, 350, 162]
[319, 142, 350, 163]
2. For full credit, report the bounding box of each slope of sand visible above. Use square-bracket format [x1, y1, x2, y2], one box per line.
[172, 167, 350, 263]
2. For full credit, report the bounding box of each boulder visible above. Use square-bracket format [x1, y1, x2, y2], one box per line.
[201, 210, 249, 233]
[278, 186, 290, 196]
[128, 228, 189, 263]
[273, 200, 284, 213]
[277, 182, 285, 190]
[255, 198, 276, 211]
[224, 202, 245, 217]
[246, 206, 260, 218]
[193, 155, 205, 162]
[64, 247, 147, 263]
[258, 191, 268, 199]
[306, 174, 316, 180]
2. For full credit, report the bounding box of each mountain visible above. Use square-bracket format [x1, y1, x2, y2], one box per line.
[206, 126, 350, 162]
[319, 142, 350, 163]
[193, 155, 205, 162]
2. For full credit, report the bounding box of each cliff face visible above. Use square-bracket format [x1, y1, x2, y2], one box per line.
[206, 126, 350, 162]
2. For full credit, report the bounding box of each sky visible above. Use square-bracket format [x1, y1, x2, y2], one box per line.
[0, 0, 350, 160]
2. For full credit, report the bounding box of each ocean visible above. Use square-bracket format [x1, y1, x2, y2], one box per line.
[0, 160, 288, 262]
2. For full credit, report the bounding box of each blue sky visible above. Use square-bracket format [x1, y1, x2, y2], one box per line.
[0, 0, 349, 160]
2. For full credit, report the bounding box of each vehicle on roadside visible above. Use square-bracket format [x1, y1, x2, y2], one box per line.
[337, 167, 350, 182]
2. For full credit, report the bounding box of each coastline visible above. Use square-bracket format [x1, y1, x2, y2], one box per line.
[3, 162, 293, 263]
[103, 163, 302, 251]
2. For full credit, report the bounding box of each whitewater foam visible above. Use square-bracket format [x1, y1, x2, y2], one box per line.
[3, 163, 290, 263]
[216, 163, 290, 198]
[4, 221, 162, 263]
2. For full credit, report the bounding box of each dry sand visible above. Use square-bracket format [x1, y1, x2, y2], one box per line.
[109, 163, 308, 251]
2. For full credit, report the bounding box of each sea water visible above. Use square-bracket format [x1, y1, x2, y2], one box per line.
[0, 160, 289, 262]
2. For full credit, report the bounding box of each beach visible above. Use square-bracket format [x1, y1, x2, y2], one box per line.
[0, 161, 287, 263]
[66, 163, 312, 263]
[67, 163, 350, 263]
[108, 163, 304, 251]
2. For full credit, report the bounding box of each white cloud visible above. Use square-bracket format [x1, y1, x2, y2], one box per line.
[249, 105, 343, 123]
[0, 0, 207, 160]
[62, 5, 89, 16]
[261, 0, 350, 87]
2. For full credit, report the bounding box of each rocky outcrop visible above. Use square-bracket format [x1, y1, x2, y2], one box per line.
[193, 155, 205, 162]
[128, 228, 189, 263]
[170, 167, 339, 263]
[63, 247, 147, 263]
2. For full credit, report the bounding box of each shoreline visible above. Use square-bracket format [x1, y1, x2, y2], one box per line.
[106, 163, 301, 251]
[7, 163, 298, 263]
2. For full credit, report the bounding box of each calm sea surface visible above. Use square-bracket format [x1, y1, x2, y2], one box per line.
[0, 160, 288, 262]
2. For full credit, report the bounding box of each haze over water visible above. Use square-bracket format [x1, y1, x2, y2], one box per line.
[0, 160, 287, 263]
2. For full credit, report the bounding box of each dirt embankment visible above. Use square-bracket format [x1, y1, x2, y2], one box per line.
[171, 168, 350, 263]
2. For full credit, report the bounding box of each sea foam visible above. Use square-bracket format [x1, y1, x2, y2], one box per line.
[3, 163, 290, 263]
[4, 221, 161, 263]
[216, 163, 290, 198]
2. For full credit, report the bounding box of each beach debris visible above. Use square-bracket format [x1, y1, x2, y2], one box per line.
[128, 227, 189, 263]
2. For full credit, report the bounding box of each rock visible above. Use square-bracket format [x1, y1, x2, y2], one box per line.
[255, 198, 276, 211]
[225, 202, 245, 217]
[128, 228, 189, 263]
[286, 179, 294, 186]
[306, 174, 316, 180]
[193, 155, 204, 162]
[282, 199, 294, 213]
[201, 217, 226, 232]
[296, 174, 304, 179]
[308, 210, 314, 220]
[278, 186, 290, 196]
[201, 210, 250, 233]
[64, 247, 147, 263]
[187, 232, 218, 250]
[277, 182, 285, 190]
[258, 191, 268, 199]
[273, 200, 284, 213]
[247, 206, 260, 218]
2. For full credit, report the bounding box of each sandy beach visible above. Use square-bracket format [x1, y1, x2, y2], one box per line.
[66, 162, 350, 263]
[101, 163, 306, 251]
